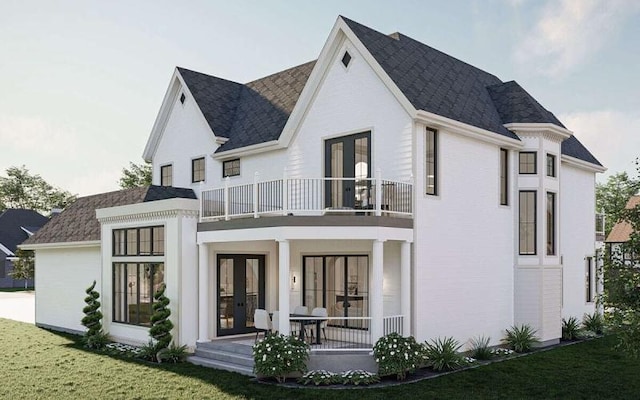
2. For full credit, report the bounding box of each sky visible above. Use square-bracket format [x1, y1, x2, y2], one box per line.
[1, 0, 639, 196]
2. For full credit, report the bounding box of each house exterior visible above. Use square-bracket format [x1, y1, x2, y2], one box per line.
[22, 16, 604, 370]
[605, 195, 640, 265]
[0, 209, 48, 288]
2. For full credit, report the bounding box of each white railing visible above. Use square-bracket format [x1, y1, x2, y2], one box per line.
[383, 315, 404, 336]
[200, 170, 413, 221]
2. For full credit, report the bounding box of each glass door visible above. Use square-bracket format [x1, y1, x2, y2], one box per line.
[217, 254, 265, 336]
[325, 132, 371, 209]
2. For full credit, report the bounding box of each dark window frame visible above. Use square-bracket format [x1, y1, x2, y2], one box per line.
[112, 226, 165, 257]
[222, 159, 240, 178]
[546, 192, 556, 256]
[546, 153, 556, 177]
[500, 148, 508, 205]
[112, 262, 164, 326]
[425, 128, 438, 196]
[519, 190, 537, 255]
[586, 256, 594, 303]
[160, 164, 173, 187]
[519, 152, 537, 175]
[179, 93, 186, 105]
[341, 51, 352, 68]
[192, 157, 205, 183]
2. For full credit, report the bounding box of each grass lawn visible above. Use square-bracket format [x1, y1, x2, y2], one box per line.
[0, 318, 637, 399]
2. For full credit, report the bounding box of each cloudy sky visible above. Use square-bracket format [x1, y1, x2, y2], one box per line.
[1, 0, 638, 196]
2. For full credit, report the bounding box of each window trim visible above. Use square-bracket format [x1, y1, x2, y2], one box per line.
[160, 164, 173, 187]
[546, 153, 556, 178]
[425, 128, 438, 196]
[112, 226, 165, 257]
[222, 158, 241, 178]
[519, 152, 537, 175]
[519, 190, 537, 255]
[500, 148, 508, 206]
[191, 157, 205, 183]
[546, 192, 556, 256]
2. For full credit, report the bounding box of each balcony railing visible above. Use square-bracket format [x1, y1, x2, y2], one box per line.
[200, 170, 413, 222]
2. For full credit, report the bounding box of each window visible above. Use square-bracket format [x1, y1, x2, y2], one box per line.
[160, 164, 172, 186]
[223, 159, 240, 177]
[192, 157, 205, 183]
[425, 128, 438, 195]
[112, 226, 164, 256]
[179, 93, 186, 104]
[519, 152, 536, 174]
[546, 154, 556, 177]
[341, 51, 352, 68]
[547, 192, 556, 255]
[500, 148, 508, 205]
[113, 263, 164, 326]
[586, 256, 594, 303]
[519, 191, 536, 255]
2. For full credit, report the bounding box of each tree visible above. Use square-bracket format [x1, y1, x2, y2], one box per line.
[119, 161, 152, 189]
[9, 249, 34, 289]
[81, 281, 106, 349]
[596, 172, 640, 235]
[149, 283, 173, 351]
[0, 166, 75, 214]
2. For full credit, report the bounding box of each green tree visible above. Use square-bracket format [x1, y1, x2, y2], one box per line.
[81, 281, 107, 349]
[119, 161, 152, 189]
[0, 166, 75, 214]
[8, 249, 34, 289]
[596, 172, 640, 235]
[149, 283, 173, 351]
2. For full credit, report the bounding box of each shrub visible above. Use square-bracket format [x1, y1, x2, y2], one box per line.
[424, 336, 466, 371]
[491, 347, 515, 357]
[157, 342, 189, 363]
[373, 333, 423, 380]
[81, 281, 107, 349]
[583, 312, 605, 335]
[340, 370, 379, 385]
[149, 283, 173, 351]
[253, 334, 309, 383]
[502, 324, 540, 353]
[562, 317, 581, 340]
[469, 335, 493, 360]
[298, 370, 340, 386]
[138, 340, 161, 362]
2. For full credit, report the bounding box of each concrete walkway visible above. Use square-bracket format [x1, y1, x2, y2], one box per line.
[0, 291, 35, 324]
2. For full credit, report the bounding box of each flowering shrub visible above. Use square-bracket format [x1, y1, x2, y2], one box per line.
[298, 370, 340, 386]
[373, 333, 423, 380]
[340, 370, 379, 385]
[104, 342, 142, 357]
[253, 334, 309, 382]
[423, 336, 466, 371]
[491, 347, 515, 357]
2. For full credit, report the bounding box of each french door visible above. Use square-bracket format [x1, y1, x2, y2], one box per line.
[217, 254, 265, 336]
[324, 132, 371, 209]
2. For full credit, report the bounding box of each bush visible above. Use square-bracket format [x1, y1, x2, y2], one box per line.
[149, 283, 173, 351]
[340, 370, 379, 385]
[502, 324, 540, 353]
[424, 336, 466, 371]
[157, 342, 189, 363]
[562, 317, 582, 340]
[469, 335, 493, 360]
[81, 281, 107, 349]
[583, 312, 605, 335]
[83, 330, 110, 350]
[373, 333, 423, 380]
[298, 370, 340, 386]
[253, 334, 309, 383]
[138, 340, 161, 362]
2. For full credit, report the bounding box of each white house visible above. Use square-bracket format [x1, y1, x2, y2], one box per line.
[22, 16, 604, 374]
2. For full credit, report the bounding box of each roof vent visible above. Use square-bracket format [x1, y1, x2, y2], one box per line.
[341, 51, 352, 68]
[180, 93, 186, 104]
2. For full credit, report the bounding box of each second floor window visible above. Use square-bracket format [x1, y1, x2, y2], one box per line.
[519, 191, 536, 255]
[519, 152, 536, 174]
[547, 192, 556, 255]
[425, 128, 438, 195]
[160, 164, 172, 186]
[192, 157, 205, 183]
[223, 159, 240, 177]
[546, 154, 556, 177]
[500, 148, 508, 205]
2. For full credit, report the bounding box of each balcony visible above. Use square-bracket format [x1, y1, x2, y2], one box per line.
[200, 172, 413, 222]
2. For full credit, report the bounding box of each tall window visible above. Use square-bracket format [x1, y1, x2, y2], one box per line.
[192, 157, 205, 183]
[425, 128, 438, 195]
[519, 152, 536, 174]
[500, 148, 508, 205]
[113, 263, 164, 326]
[546, 154, 556, 177]
[113, 226, 164, 256]
[546, 192, 556, 255]
[586, 257, 594, 303]
[519, 191, 536, 255]
[160, 164, 172, 186]
[223, 159, 240, 177]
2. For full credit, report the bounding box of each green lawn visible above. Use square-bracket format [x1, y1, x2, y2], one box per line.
[0, 318, 637, 399]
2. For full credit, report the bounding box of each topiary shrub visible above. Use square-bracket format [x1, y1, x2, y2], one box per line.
[253, 334, 309, 383]
[149, 283, 173, 351]
[81, 281, 107, 349]
[373, 333, 423, 380]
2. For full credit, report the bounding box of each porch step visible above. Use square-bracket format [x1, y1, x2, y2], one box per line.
[194, 347, 255, 368]
[196, 340, 255, 356]
[188, 355, 254, 376]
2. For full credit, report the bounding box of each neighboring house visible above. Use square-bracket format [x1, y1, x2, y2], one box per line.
[22, 16, 605, 373]
[605, 195, 640, 264]
[0, 209, 49, 288]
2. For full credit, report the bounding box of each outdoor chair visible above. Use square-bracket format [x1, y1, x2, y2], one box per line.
[254, 309, 272, 343]
[270, 311, 280, 335]
[311, 307, 328, 341]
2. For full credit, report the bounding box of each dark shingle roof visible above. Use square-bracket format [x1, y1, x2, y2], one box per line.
[486, 81, 565, 127]
[0, 209, 48, 254]
[23, 186, 196, 246]
[561, 135, 602, 166]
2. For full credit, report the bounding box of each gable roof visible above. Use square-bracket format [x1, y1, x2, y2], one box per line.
[175, 16, 600, 167]
[22, 186, 196, 246]
[0, 209, 49, 254]
[606, 196, 640, 243]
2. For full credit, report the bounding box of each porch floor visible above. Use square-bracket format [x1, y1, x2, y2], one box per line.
[209, 334, 373, 351]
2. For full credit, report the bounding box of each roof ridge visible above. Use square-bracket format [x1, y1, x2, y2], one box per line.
[176, 67, 244, 87]
[244, 60, 317, 86]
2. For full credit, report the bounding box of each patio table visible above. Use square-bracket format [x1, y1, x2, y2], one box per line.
[290, 313, 325, 345]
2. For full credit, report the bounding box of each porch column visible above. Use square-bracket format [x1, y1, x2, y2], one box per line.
[371, 239, 385, 343]
[197, 243, 209, 342]
[401, 241, 411, 336]
[278, 239, 291, 335]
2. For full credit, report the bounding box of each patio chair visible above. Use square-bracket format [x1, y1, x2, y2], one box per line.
[311, 307, 328, 341]
[271, 311, 280, 335]
[254, 309, 272, 343]
[292, 305, 310, 339]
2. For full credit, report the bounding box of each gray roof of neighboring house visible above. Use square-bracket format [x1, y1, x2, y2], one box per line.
[0, 209, 49, 254]
[22, 186, 196, 246]
[177, 16, 601, 166]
